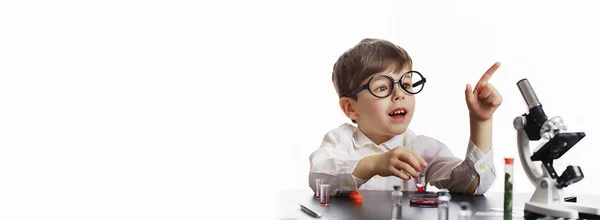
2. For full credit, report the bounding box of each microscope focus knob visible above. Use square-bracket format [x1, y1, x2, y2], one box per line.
[514, 116, 526, 130]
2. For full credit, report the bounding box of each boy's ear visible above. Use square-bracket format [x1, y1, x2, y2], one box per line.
[339, 97, 359, 121]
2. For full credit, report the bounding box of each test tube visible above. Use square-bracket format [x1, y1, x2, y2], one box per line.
[319, 184, 331, 206]
[415, 168, 426, 192]
[458, 202, 472, 220]
[437, 189, 451, 220]
[391, 185, 403, 220]
[504, 158, 514, 220]
[315, 179, 322, 199]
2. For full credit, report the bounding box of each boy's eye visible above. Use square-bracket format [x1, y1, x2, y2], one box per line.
[374, 85, 388, 92]
[402, 83, 412, 89]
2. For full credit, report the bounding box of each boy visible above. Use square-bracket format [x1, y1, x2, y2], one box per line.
[308, 38, 502, 195]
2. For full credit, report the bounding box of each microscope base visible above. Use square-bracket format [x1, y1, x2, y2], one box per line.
[524, 203, 600, 220]
[524, 178, 600, 219]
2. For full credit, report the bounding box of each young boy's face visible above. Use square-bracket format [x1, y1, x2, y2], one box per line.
[349, 66, 415, 142]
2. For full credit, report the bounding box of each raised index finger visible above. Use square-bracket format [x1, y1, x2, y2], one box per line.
[476, 62, 501, 89]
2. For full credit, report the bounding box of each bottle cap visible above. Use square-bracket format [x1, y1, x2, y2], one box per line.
[393, 185, 401, 191]
[505, 157, 514, 164]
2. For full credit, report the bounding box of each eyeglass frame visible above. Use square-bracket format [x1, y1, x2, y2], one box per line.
[345, 70, 426, 98]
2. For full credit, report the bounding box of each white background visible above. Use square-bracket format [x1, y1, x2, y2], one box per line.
[1, 1, 599, 219]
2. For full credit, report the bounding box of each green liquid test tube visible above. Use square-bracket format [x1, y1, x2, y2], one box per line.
[504, 158, 514, 220]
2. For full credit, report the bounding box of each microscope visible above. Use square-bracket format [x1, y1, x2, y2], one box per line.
[514, 78, 600, 219]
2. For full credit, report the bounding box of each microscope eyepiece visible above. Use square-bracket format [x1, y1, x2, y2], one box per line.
[517, 78, 548, 140]
[517, 79, 542, 110]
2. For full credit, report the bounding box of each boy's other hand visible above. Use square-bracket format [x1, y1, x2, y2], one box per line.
[373, 147, 428, 180]
[465, 62, 503, 121]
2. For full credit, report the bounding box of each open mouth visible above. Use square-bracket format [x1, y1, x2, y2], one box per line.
[388, 108, 408, 120]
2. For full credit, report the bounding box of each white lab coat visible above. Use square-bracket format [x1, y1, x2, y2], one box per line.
[308, 123, 496, 195]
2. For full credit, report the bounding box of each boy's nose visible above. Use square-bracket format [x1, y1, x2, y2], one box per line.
[392, 85, 406, 101]
[394, 95, 405, 101]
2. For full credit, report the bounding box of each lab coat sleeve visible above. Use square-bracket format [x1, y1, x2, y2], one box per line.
[427, 138, 496, 195]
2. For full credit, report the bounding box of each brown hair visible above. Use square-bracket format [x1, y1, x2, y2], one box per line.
[332, 38, 413, 100]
